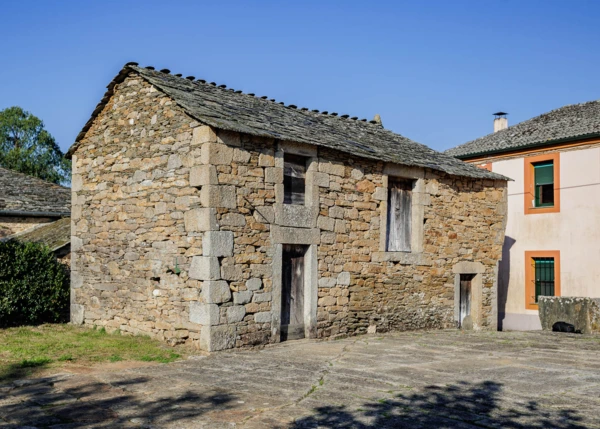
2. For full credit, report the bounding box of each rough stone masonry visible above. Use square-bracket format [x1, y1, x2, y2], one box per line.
[68, 65, 508, 351]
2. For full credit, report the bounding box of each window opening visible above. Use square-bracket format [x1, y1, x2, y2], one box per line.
[283, 154, 307, 205]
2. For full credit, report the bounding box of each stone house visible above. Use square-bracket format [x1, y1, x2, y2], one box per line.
[0, 166, 71, 260]
[0, 167, 71, 238]
[67, 63, 508, 351]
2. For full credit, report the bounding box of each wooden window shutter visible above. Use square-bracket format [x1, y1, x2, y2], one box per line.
[386, 179, 412, 252]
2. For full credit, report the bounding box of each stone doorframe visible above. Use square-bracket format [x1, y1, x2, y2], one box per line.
[270, 227, 319, 343]
[452, 261, 485, 330]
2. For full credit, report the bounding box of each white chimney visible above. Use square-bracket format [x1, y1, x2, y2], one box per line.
[493, 112, 508, 132]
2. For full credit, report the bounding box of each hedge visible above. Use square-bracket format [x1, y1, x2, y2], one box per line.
[0, 239, 69, 327]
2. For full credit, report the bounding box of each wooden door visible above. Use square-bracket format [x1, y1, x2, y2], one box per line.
[281, 244, 307, 341]
[459, 274, 473, 327]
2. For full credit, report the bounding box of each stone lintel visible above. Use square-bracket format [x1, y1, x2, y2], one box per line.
[271, 226, 320, 245]
[274, 204, 318, 228]
[278, 140, 317, 158]
[371, 252, 432, 265]
[452, 261, 485, 274]
[383, 163, 425, 179]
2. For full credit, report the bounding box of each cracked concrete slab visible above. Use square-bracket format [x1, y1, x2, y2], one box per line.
[1, 330, 600, 428]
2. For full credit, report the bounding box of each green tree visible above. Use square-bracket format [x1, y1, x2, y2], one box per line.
[0, 106, 70, 184]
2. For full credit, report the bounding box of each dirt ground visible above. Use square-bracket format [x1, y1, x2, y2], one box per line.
[1, 330, 599, 428]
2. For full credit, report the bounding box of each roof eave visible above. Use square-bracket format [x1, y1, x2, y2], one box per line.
[0, 210, 71, 218]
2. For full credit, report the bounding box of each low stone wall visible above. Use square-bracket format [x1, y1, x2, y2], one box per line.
[538, 296, 600, 334]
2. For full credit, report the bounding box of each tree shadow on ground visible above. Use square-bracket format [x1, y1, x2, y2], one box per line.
[291, 381, 587, 429]
[0, 358, 52, 382]
[0, 374, 236, 427]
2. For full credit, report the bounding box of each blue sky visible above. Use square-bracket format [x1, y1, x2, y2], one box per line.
[1, 0, 599, 153]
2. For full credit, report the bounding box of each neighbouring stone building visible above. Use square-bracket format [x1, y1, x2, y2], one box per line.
[0, 167, 71, 238]
[0, 167, 71, 260]
[67, 63, 508, 351]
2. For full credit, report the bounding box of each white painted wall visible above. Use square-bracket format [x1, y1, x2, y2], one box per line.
[492, 146, 600, 330]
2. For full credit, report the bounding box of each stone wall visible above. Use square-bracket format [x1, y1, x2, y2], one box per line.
[71, 74, 507, 350]
[539, 296, 600, 334]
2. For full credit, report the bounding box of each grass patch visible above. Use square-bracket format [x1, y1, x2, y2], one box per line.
[0, 324, 186, 382]
[21, 357, 52, 368]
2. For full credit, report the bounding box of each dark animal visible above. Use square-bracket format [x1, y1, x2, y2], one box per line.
[552, 321, 579, 333]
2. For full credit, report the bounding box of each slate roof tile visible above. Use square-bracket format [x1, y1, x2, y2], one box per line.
[0, 167, 71, 216]
[9, 217, 71, 251]
[69, 64, 507, 181]
[446, 100, 600, 158]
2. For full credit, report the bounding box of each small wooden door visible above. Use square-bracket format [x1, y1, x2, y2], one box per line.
[459, 274, 473, 327]
[281, 244, 307, 341]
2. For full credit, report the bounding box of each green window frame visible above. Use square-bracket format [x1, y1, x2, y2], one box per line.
[533, 161, 554, 207]
[533, 257, 555, 302]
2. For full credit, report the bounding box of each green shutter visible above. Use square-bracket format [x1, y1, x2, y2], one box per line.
[534, 162, 553, 185]
[534, 161, 554, 207]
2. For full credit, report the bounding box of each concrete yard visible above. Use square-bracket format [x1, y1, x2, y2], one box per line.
[1, 330, 600, 428]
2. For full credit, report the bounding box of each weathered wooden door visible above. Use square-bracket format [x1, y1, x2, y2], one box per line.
[281, 244, 307, 341]
[386, 179, 412, 252]
[459, 274, 473, 327]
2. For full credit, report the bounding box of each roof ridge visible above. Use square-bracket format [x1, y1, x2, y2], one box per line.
[129, 63, 383, 127]
[68, 62, 507, 181]
[473, 99, 600, 143]
[446, 98, 600, 157]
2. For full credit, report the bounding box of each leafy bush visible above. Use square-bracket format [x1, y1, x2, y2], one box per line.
[0, 239, 69, 327]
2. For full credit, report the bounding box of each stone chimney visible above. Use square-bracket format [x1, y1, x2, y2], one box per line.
[373, 114, 383, 127]
[493, 112, 508, 133]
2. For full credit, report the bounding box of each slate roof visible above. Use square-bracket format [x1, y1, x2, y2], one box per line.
[68, 63, 506, 181]
[9, 217, 71, 251]
[0, 167, 71, 216]
[447, 100, 600, 158]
